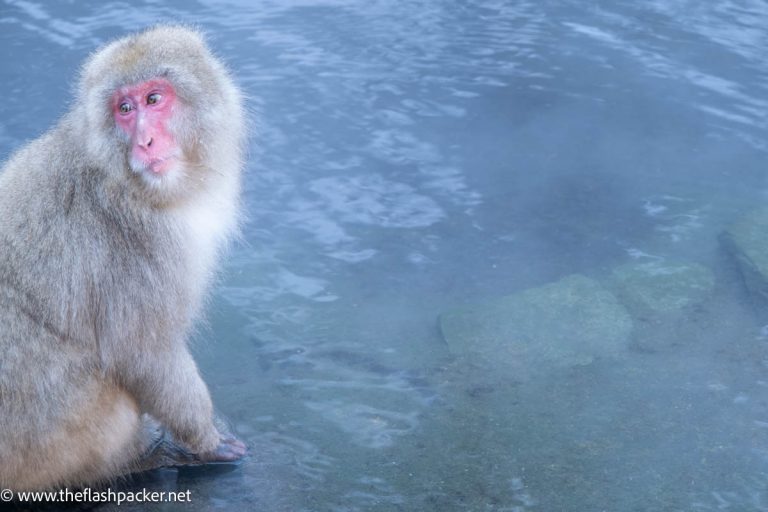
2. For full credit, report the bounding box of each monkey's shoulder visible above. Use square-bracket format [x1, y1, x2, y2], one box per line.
[0, 122, 84, 187]
[0, 126, 106, 249]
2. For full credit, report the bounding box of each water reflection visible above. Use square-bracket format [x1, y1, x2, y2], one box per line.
[3, 0, 768, 510]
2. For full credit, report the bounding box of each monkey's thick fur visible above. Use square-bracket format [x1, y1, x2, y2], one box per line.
[0, 27, 245, 491]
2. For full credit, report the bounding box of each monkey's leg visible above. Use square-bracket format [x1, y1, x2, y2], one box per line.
[2, 380, 148, 491]
[0, 302, 155, 492]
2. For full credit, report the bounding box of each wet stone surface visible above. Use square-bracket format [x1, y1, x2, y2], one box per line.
[439, 274, 633, 374]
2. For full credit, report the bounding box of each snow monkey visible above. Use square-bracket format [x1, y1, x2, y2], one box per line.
[0, 26, 247, 491]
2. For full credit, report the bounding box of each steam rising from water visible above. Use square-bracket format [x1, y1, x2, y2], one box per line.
[4, 0, 768, 510]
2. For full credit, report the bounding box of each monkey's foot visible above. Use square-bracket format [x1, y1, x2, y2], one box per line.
[137, 429, 246, 471]
[202, 436, 248, 462]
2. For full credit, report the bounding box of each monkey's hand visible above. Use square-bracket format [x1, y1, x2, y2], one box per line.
[200, 435, 248, 462]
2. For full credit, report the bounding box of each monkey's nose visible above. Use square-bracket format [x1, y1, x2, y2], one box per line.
[137, 137, 153, 149]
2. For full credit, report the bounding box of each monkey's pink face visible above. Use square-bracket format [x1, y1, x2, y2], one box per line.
[112, 78, 180, 176]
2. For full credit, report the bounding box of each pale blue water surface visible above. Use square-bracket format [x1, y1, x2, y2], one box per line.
[3, 0, 768, 510]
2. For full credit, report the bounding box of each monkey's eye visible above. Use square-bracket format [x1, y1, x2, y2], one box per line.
[119, 102, 132, 114]
[147, 93, 162, 105]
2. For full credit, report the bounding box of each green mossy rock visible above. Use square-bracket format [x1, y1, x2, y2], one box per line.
[439, 274, 633, 370]
[721, 207, 768, 306]
[610, 261, 714, 315]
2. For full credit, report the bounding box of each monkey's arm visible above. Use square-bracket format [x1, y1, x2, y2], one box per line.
[117, 346, 245, 462]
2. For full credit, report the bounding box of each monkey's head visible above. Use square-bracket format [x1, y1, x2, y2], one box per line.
[76, 26, 244, 207]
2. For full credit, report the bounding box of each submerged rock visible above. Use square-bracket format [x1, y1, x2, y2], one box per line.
[439, 274, 632, 371]
[610, 261, 714, 315]
[608, 261, 715, 352]
[721, 208, 768, 307]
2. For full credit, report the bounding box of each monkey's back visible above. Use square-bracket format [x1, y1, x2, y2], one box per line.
[0, 124, 190, 488]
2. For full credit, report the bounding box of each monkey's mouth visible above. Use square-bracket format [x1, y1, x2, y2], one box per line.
[131, 156, 177, 176]
[147, 157, 175, 174]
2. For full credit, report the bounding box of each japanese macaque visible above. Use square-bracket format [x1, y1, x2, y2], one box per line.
[0, 26, 247, 491]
